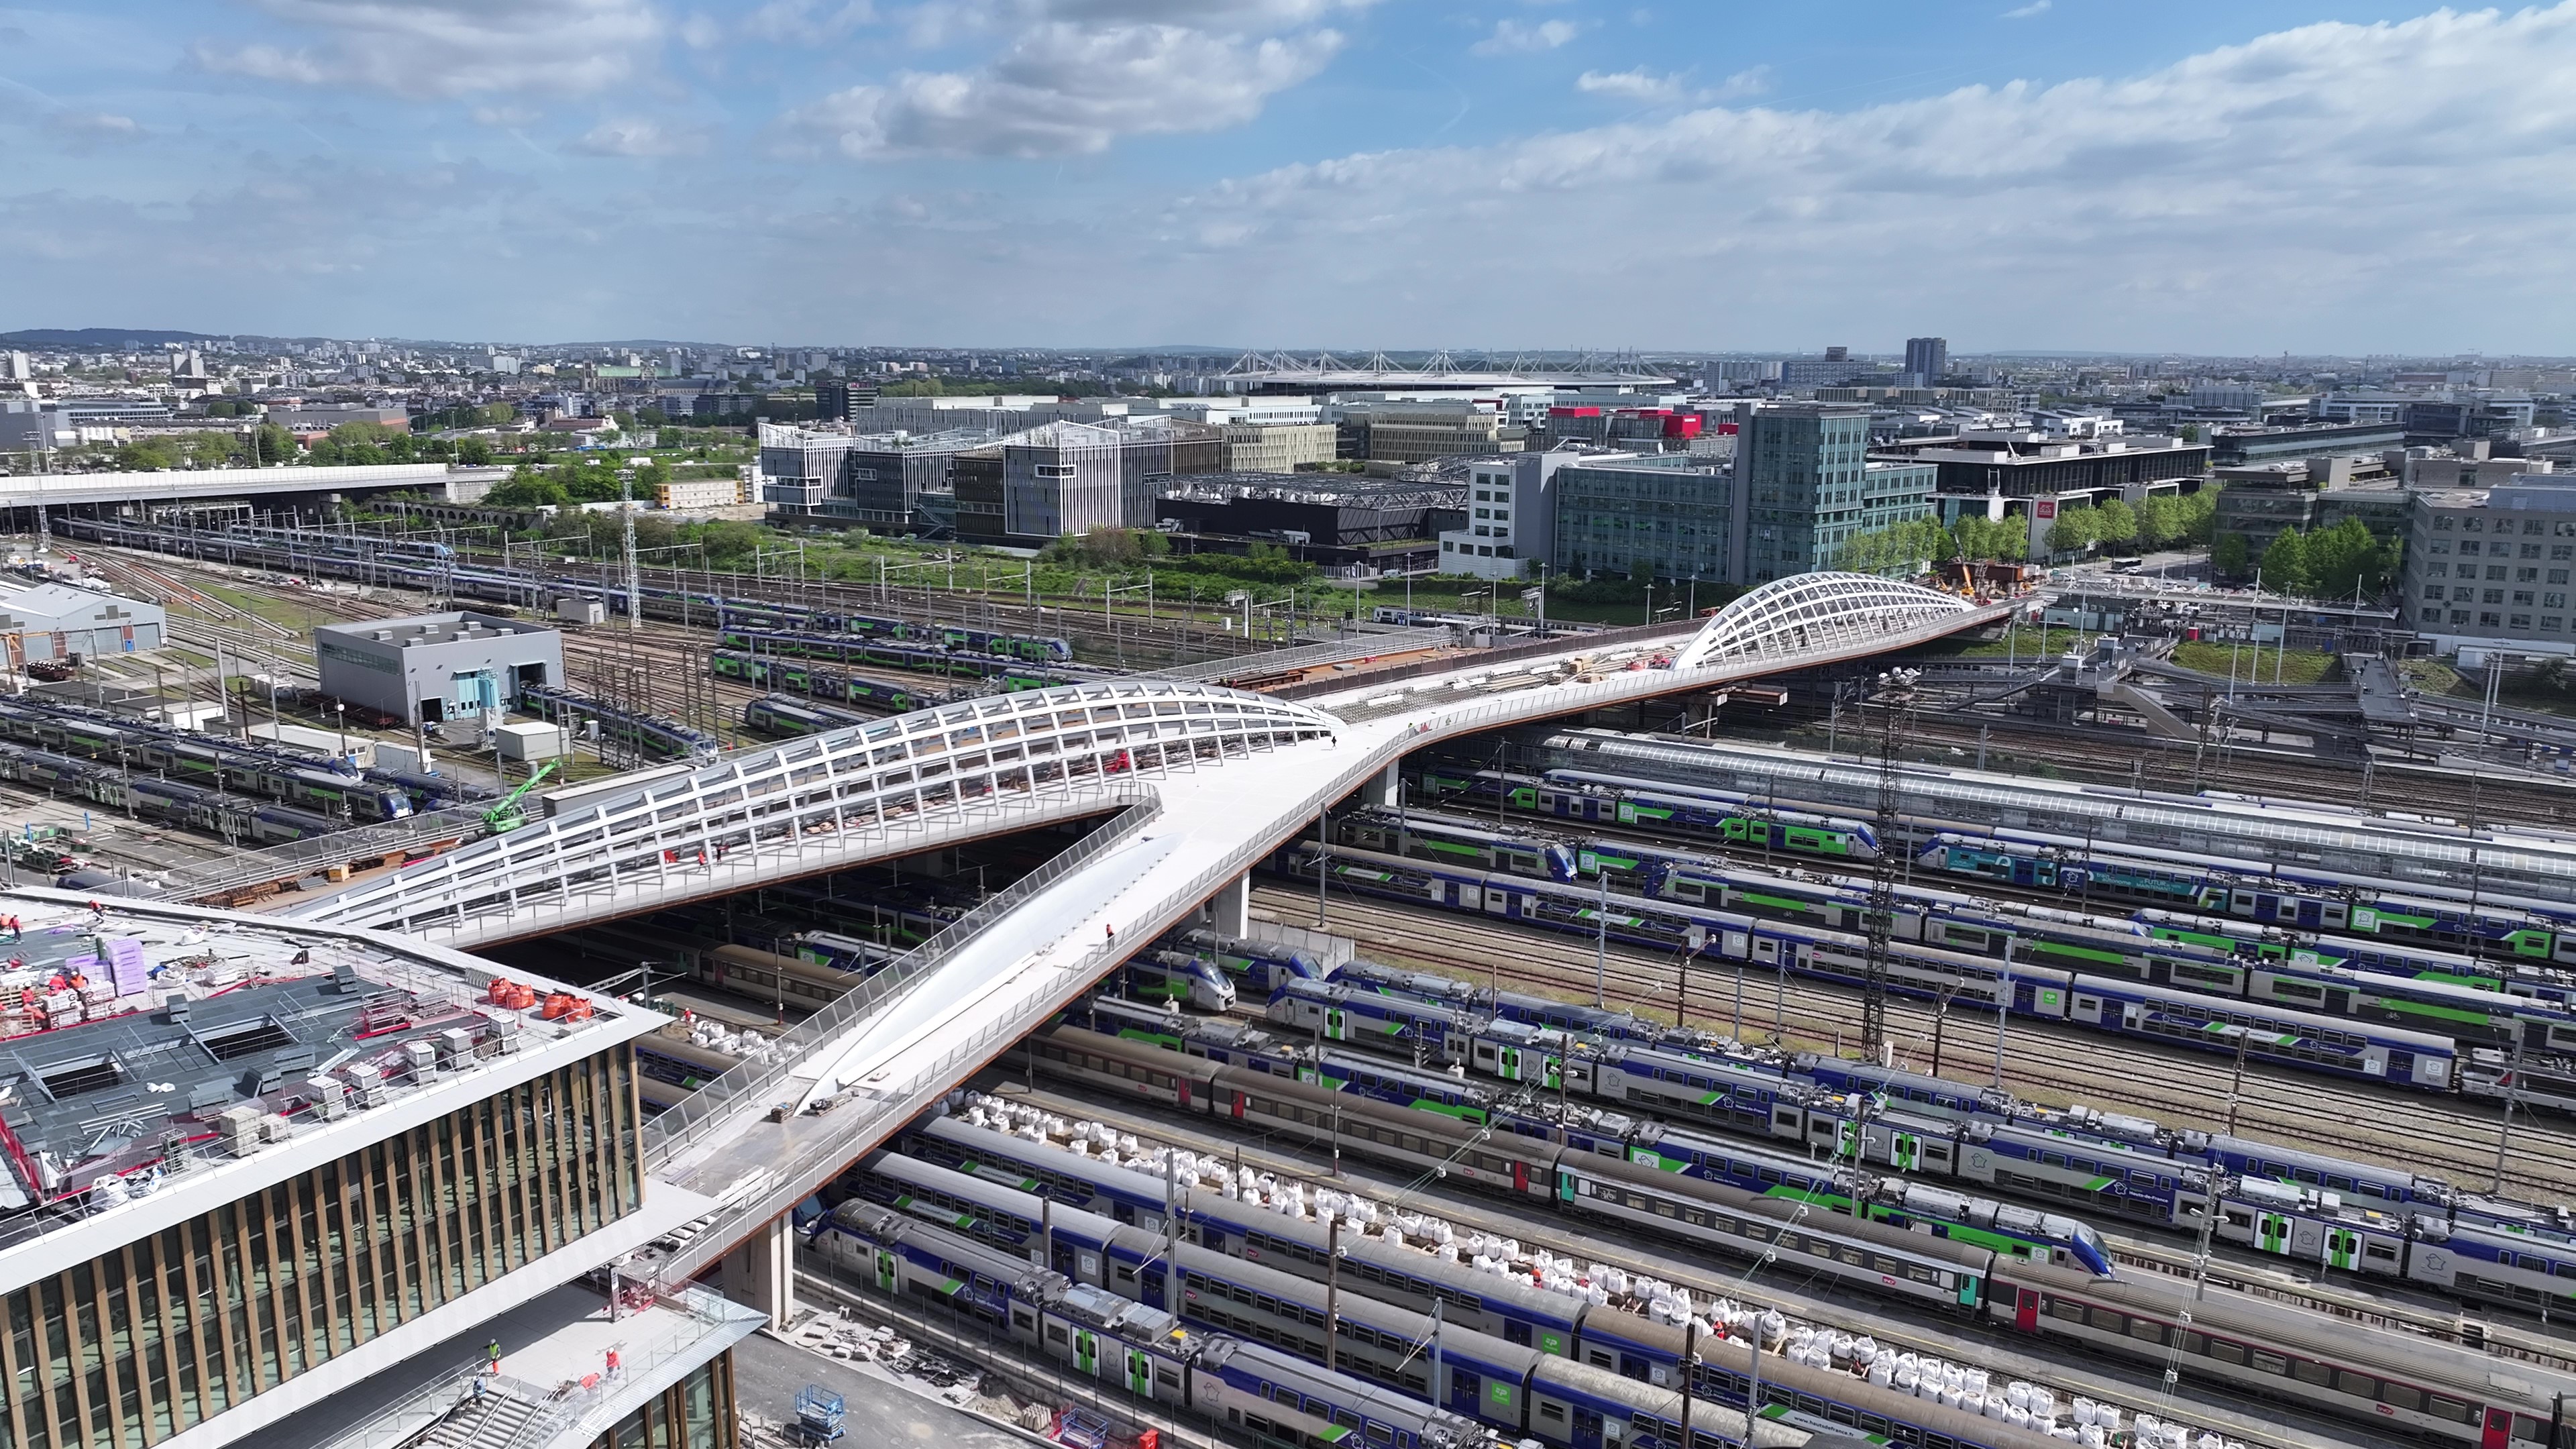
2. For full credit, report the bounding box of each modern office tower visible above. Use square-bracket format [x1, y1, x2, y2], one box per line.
[1903, 337, 1949, 384]
[1739, 402, 1876, 583]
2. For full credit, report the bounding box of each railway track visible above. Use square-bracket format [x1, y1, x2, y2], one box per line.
[1258, 887, 2576, 1201]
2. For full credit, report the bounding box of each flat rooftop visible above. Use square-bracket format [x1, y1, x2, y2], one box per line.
[0, 890, 635, 1260]
[314, 610, 556, 648]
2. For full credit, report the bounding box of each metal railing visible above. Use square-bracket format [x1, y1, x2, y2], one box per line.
[644, 790, 1163, 1164]
[156, 805, 487, 902]
[316, 1286, 761, 1449]
[1285, 619, 1699, 704]
[1150, 627, 1454, 683]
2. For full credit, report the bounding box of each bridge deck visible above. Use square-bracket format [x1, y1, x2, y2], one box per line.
[621, 588, 2007, 1288]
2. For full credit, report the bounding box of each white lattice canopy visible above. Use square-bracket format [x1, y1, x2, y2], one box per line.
[1671, 572, 1976, 672]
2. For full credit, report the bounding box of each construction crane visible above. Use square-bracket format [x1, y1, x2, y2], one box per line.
[482, 760, 558, 835]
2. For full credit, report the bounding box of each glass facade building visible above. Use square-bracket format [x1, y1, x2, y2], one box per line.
[1550, 455, 1739, 583]
[0, 1048, 643, 1449]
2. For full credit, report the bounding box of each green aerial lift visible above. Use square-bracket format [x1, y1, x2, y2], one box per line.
[482, 760, 558, 835]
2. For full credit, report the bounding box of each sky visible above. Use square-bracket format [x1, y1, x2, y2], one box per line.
[5, 1, 2575, 354]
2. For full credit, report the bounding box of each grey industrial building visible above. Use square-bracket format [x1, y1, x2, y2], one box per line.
[0, 582, 166, 662]
[314, 610, 564, 724]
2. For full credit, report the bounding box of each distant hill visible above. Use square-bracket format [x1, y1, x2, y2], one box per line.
[0, 327, 223, 348]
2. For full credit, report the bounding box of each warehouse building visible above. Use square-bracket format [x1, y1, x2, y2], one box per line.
[0, 581, 166, 662]
[314, 610, 564, 724]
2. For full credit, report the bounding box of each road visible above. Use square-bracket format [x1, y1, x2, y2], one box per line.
[731, 1327, 1037, 1449]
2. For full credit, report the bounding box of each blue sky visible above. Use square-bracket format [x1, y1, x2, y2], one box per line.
[3, 1, 2572, 353]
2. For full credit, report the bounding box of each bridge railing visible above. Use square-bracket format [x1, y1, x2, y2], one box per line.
[154, 805, 487, 902]
[644, 788, 1162, 1165]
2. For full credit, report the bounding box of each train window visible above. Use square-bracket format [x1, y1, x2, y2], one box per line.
[2251, 1351, 2289, 1376]
[2088, 1307, 2125, 1332]
[2290, 1360, 2330, 1386]
[2208, 1340, 2246, 1365]
[2128, 1320, 2166, 1346]
[2427, 1396, 2473, 1424]
[2330, 1369, 2375, 1395]
[1046, 1325, 1069, 1345]
[1538, 1403, 1567, 1425]
[2049, 1299, 2086, 1324]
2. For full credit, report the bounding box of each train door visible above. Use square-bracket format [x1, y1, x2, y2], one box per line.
[2479, 1407, 2512, 1449]
[874, 1248, 898, 1293]
[2014, 1285, 2040, 1332]
[2071, 992, 2105, 1026]
[2254, 1210, 2292, 1256]
[1511, 1159, 1530, 1194]
[1125, 1346, 1153, 1397]
[2324, 1228, 2363, 1271]
[1326, 1008, 1347, 1042]
[1073, 1328, 1099, 1377]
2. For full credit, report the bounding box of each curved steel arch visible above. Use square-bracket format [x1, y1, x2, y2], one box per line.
[1670, 572, 1977, 673]
[286, 678, 1340, 938]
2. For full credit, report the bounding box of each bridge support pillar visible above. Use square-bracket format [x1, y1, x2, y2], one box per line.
[722, 1214, 797, 1330]
[1197, 872, 1250, 937]
[1360, 761, 1399, 808]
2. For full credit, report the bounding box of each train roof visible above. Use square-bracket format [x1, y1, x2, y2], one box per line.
[826, 1200, 1063, 1289]
[1194, 1339, 1481, 1443]
[2066, 971, 2459, 1051]
[2008, 1256, 2576, 1407]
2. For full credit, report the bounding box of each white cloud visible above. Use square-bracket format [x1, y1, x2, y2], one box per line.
[48, 111, 144, 142]
[784, 3, 1349, 159]
[1576, 64, 1765, 106]
[1147, 5, 2576, 350]
[570, 117, 705, 156]
[2002, 1, 2051, 16]
[192, 0, 663, 99]
[1575, 68, 1682, 103]
[1471, 18, 1582, 56]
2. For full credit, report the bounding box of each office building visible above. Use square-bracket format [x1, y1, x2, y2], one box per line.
[314, 610, 563, 724]
[1902, 337, 1949, 387]
[813, 378, 878, 422]
[1005, 421, 1128, 537]
[755, 421, 856, 511]
[1220, 421, 1338, 473]
[1740, 403, 1933, 582]
[2209, 420, 2408, 463]
[0, 892, 747, 1449]
[1154, 476, 1462, 574]
[0, 582, 166, 661]
[1336, 400, 1511, 464]
[1437, 451, 1584, 579]
[1550, 454, 1741, 582]
[2404, 472, 2576, 653]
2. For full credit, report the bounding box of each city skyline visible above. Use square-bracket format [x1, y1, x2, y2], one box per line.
[6, 1, 2575, 352]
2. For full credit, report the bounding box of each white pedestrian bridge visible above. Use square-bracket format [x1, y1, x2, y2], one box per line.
[282, 573, 2000, 1302]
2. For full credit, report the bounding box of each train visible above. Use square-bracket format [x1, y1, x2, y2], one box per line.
[828, 1131, 2067, 1449]
[50, 515, 1077, 663]
[974, 1042, 2576, 1448]
[1534, 728, 2576, 921]
[0, 741, 356, 845]
[740, 694, 873, 739]
[1525, 727, 2576, 954]
[0, 698, 415, 821]
[1419, 767, 1879, 861]
[715, 627, 1076, 682]
[1330, 808, 2576, 1062]
[1098, 976, 2576, 1324]
[1282, 840, 2464, 1091]
[518, 683, 718, 763]
[1174, 929, 1326, 995]
[1036, 1020, 2110, 1276]
[713, 653, 943, 715]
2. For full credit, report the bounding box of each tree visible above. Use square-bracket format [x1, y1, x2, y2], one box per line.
[254, 422, 297, 464]
[2212, 532, 2251, 579]
[2092, 498, 2139, 548]
[881, 378, 944, 397]
[696, 520, 763, 566]
[2133, 494, 2180, 549]
[2258, 529, 2312, 596]
[2046, 506, 2100, 557]
[485, 475, 569, 508]
[2178, 423, 2201, 443]
[456, 437, 493, 466]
